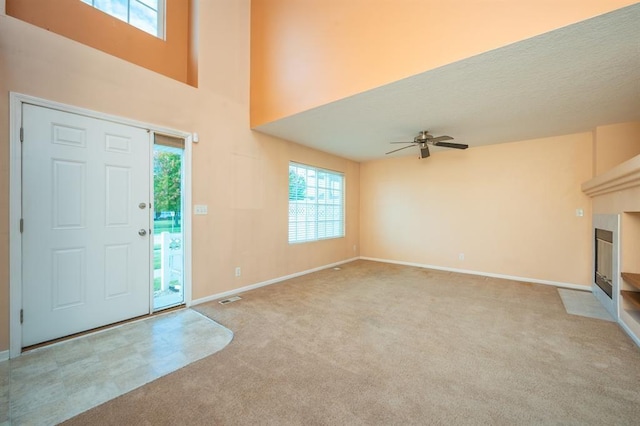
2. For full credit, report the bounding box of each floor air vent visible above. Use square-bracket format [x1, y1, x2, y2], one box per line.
[218, 296, 242, 305]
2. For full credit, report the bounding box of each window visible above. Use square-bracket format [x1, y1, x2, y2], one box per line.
[153, 134, 185, 310]
[81, 0, 165, 38]
[289, 162, 344, 243]
[8, 0, 193, 84]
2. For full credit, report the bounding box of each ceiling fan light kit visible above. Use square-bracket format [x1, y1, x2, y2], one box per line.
[419, 144, 430, 159]
[386, 130, 468, 159]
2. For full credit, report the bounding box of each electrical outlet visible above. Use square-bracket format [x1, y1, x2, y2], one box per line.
[235, 267, 241, 277]
[459, 253, 465, 261]
[194, 205, 208, 215]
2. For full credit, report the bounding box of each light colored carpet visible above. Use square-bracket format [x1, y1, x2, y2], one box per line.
[64, 260, 640, 425]
[558, 288, 615, 322]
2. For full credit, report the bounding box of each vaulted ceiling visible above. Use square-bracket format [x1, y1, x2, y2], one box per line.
[254, 4, 640, 162]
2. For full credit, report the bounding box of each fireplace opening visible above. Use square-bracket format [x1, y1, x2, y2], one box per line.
[595, 228, 614, 298]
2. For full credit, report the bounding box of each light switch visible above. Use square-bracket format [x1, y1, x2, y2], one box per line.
[576, 208, 584, 217]
[194, 205, 208, 215]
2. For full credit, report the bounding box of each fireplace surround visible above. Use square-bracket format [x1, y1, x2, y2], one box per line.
[582, 151, 640, 347]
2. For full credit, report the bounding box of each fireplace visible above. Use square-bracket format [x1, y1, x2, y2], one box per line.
[592, 214, 619, 319]
[595, 229, 613, 298]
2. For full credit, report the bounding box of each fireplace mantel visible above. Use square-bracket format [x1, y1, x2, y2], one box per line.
[582, 154, 640, 197]
[582, 153, 640, 347]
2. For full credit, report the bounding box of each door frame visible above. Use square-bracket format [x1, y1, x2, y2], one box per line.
[9, 92, 193, 358]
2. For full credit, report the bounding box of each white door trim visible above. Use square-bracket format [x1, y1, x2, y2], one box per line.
[9, 92, 193, 358]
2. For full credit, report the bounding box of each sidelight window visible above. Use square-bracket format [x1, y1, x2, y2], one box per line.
[153, 134, 184, 310]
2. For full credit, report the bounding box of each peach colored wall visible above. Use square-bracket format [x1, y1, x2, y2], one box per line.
[594, 122, 640, 176]
[360, 133, 594, 286]
[0, 2, 359, 352]
[6, 0, 195, 85]
[250, 0, 637, 126]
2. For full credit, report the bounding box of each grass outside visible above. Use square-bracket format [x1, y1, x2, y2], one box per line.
[154, 277, 181, 292]
[154, 219, 181, 235]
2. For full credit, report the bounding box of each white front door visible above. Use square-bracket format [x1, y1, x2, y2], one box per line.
[22, 104, 151, 347]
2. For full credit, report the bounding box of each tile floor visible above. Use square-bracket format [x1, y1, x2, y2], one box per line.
[0, 309, 233, 425]
[557, 288, 615, 322]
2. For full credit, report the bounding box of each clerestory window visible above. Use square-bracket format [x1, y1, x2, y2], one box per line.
[81, 0, 165, 38]
[289, 162, 345, 243]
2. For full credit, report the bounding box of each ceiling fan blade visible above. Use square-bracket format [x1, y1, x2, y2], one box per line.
[385, 145, 416, 155]
[389, 141, 415, 144]
[433, 142, 469, 149]
[429, 135, 453, 142]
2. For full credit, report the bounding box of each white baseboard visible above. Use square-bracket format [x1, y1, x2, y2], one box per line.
[191, 257, 360, 306]
[359, 256, 590, 291]
[192, 255, 589, 306]
[619, 319, 640, 348]
[0, 350, 8, 362]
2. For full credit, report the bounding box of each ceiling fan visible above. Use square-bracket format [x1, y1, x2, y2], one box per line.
[386, 131, 468, 158]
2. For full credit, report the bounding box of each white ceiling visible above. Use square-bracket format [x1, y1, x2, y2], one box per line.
[254, 4, 640, 162]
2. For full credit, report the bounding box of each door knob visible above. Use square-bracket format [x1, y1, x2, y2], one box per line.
[139, 203, 147, 209]
[138, 229, 147, 236]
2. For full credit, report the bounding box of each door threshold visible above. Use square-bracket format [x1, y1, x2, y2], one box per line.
[22, 304, 187, 353]
[154, 302, 186, 313]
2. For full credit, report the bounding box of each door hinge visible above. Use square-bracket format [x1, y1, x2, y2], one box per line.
[20, 309, 23, 324]
[19, 218, 23, 233]
[20, 127, 24, 143]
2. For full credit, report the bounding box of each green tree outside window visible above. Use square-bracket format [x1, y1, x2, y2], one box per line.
[289, 170, 306, 200]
